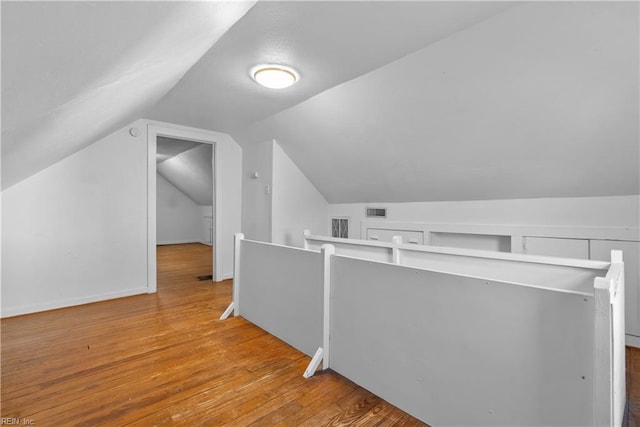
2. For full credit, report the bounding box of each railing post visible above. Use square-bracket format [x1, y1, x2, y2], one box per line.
[611, 250, 625, 427]
[321, 244, 335, 370]
[303, 243, 335, 378]
[233, 233, 244, 317]
[594, 276, 613, 427]
[392, 235, 403, 265]
[220, 233, 244, 320]
[593, 250, 625, 427]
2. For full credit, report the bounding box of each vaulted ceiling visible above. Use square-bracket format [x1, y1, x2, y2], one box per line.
[1, 1, 255, 189]
[156, 139, 213, 206]
[3, 1, 638, 203]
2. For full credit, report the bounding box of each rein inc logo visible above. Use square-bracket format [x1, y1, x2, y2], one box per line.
[0, 418, 35, 425]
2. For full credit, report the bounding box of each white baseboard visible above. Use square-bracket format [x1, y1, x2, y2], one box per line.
[0, 287, 149, 318]
[221, 272, 234, 280]
[157, 239, 200, 245]
[626, 334, 640, 348]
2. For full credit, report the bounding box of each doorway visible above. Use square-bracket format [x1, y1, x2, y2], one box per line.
[156, 137, 214, 280]
[147, 125, 217, 293]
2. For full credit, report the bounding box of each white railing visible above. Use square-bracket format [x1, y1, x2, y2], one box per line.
[223, 233, 625, 426]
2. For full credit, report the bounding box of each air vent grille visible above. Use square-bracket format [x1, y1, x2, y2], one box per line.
[366, 208, 387, 218]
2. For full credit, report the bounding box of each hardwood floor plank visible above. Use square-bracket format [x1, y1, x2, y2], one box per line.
[2, 242, 638, 426]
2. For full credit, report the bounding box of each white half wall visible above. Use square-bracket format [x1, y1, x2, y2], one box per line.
[271, 141, 328, 247]
[329, 195, 640, 239]
[156, 173, 201, 245]
[1, 120, 148, 317]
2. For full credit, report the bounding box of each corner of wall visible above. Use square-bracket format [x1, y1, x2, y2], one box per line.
[271, 140, 329, 247]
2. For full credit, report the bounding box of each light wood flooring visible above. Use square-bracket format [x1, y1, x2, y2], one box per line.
[1, 243, 426, 426]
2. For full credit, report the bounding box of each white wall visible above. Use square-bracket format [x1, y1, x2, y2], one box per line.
[230, 2, 638, 204]
[329, 195, 640, 239]
[208, 126, 242, 280]
[1, 120, 148, 317]
[241, 140, 273, 242]
[1, 119, 243, 316]
[156, 173, 201, 244]
[271, 141, 328, 247]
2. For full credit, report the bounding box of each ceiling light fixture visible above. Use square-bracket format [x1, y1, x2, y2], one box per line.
[251, 64, 299, 89]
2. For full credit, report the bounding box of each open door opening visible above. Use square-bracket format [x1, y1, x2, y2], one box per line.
[155, 136, 214, 283]
[147, 125, 217, 293]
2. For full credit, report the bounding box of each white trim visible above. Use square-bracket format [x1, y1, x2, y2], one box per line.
[321, 244, 335, 370]
[157, 239, 202, 246]
[303, 347, 324, 378]
[233, 233, 244, 316]
[306, 234, 397, 249]
[147, 131, 157, 293]
[147, 121, 220, 289]
[244, 237, 321, 253]
[626, 334, 640, 348]
[1, 287, 148, 318]
[221, 272, 234, 280]
[392, 235, 403, 264]
[220, 302, 235, 320]
[361, 220, 639, 243]
[304, 233, 610, 270]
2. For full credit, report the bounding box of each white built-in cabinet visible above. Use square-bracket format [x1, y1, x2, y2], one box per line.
[522, 237, 590, 258]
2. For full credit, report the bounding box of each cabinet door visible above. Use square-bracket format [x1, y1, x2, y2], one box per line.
[202, 217, 213, 245]
[522, 237, 589, 259]
[590, 240, 640, 338]
[367, 228, 424, 245]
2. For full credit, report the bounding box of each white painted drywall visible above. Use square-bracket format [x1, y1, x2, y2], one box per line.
[1, 118, 242, 316]
[2, 1, 256, 190]
[271, 141, 328, 247]
[241, 140, 273, 242]
[329, 195, 640, 239]
[210, 128, 243, 280]
[232, 2, 639, 203]
[156, 173, 201, 245]
[1, 120, 148, 317]
[157, 144, 213, 206]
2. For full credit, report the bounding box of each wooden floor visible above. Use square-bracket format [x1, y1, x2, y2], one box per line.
[1, 243, 425, 426]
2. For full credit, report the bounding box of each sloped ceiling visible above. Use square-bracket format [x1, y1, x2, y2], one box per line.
[1, 0, 255, 190]
[231, 1, 639, 202]
[156, 137, 202, 164]
[157, 143, 213, 206]
[3, 1, 638, 203]
[148, 1, 514, 133]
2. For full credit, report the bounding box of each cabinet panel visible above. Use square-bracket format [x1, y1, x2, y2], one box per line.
[590, 240, 640, 338]
[431, 232, 511, 252]
[202, 216, 213, 245]
[522, 237, 589, 259]
[367, 228, 424, 245]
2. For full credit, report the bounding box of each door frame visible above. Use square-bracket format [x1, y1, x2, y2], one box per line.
[147, 123, 218, 293]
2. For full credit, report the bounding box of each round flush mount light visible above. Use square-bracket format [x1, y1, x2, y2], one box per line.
[251, 64, 299, 89]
